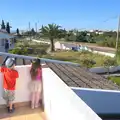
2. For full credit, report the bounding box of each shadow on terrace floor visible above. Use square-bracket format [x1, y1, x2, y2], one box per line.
[0, 106, 45, 120]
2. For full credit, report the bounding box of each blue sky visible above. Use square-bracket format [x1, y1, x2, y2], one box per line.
[0, 0, 120, 30]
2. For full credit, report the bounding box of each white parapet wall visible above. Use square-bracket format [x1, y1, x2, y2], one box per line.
[42, 67, 102, 120]
[72, 87, 120, 114]
[32, 39, 50, 44]
[0, 65, 102, 120]
[92, 50, 115, 58]
[89, 66, 120, 74]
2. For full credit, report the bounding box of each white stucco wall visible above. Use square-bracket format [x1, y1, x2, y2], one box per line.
[54, 41, 61, 49]
[32, 39, 50, 44]
[89, 66, 120, 73]
[93, 51, 115, 58]
[0, 65, 31, 104]
[72, 87, 120, 114]
[42, 67, 101, 120]
[0, 64, 119, 118]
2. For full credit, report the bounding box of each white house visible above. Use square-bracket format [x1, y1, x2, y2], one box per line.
[54, 41, 78, 50]
[0, 29, 15, 52]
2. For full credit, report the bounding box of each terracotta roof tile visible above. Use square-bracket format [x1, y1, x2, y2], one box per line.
[46, 62, 120, 90]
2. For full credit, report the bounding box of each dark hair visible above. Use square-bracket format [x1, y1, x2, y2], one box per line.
[6, 40, 8, 42]
[30, 59, 41, 80]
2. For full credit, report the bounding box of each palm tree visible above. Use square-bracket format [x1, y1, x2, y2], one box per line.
[40, 23, 61, 52]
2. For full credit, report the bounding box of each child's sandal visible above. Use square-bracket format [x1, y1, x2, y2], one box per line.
[8, 109, 14, 113]
[7, 104, 15, 113]
[31, 104, 34, 109]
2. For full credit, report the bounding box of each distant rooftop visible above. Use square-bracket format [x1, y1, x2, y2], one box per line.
[46, 62, 120, 90]
[0, 29, 15, 39]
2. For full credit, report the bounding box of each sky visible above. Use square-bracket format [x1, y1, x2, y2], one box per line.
[0, 0, 120, 31]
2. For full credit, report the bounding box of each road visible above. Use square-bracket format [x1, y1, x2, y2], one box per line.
[32, 39, 115, 53]
[88, 45, 115, 53]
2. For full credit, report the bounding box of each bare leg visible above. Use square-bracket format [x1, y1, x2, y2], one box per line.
[6, 100, 9, 107]
[31, 92, 35, 109]
[9, 102, 13, 110]
[35, 92, 41, 108]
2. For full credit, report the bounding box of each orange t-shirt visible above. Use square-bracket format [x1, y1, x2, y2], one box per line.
[0, 67, 19, 90]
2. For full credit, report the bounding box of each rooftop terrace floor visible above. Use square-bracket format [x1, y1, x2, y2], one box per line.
[0, 106, 45, 120]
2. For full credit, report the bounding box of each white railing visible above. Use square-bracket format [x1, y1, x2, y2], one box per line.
[72, 87, 120, 114]
[0, 52, 80, 66]
[42, 67, 102, 120]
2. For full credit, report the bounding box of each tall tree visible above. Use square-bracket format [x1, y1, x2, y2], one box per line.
[66, 30, 76, 41]
[1, 20, 5, 29]
[16, 28, 20, 35]
[31, 28, 36, 36]
[40, 23, 61, 52]
[6, 22, 10, 33]
[76, 31, 88, 42]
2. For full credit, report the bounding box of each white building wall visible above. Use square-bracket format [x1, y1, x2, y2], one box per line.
[72, 87, 120, 114]
[0, 65, 31, 104]
[54, 41, 61, 49]
[89, 66, 120, 74]
[42, 67, 101, 120]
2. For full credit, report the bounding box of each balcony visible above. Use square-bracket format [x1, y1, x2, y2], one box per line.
[0, 106, 45, 120]
[0, 52, 120, 120]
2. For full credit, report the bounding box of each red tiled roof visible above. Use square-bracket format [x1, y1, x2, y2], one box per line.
[45, 62, 120, 90]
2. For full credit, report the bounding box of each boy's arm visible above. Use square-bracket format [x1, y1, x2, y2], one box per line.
[0, 66, 6, 73]
[15, 71, 19, 78]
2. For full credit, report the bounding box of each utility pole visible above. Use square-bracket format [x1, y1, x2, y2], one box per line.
[35, 22, 37, 33]
[29, 22, 31, 40]
[35, 22, 37, 39]
[29, 22, 31, 31]
[116, 16, 120, 52]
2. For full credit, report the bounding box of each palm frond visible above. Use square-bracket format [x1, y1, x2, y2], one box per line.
[40, 23, 63, 38]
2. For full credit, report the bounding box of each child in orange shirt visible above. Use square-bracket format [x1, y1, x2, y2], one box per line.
[0, 58, 19, 113]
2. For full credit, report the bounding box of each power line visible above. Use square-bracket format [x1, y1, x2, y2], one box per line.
[91, 16, 118, 30]
[79, 16, 118, 31]
[102, 16, 117, 23]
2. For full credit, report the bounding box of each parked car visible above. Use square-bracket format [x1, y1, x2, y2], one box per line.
[72, 46, 92, 52]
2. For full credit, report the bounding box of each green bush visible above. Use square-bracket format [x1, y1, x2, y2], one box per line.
[80, 58, 96, 68]
[103, 58, 117, 67]
[108, 76, 120, 86]
[80, 50, 93, 55]
[43, 51, 111, 67]
[103, 58, 117, 75]
[34, 48, 47, 55]
[14, 41, 50, 56]
[9, 48, 28, 55]
[97, 37, 116, 48]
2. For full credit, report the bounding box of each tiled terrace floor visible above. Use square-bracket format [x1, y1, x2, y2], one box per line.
[0, 106, 45, 120]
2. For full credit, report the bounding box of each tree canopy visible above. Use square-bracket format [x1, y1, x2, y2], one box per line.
[40, 23, 62, 52]
[16, 28, 20, 35]
[1, 20, 5, 29]
[6, 22, 10, 33]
